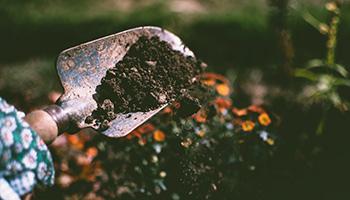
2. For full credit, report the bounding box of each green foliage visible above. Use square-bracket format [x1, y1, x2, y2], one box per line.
[295, 1, 350, 113]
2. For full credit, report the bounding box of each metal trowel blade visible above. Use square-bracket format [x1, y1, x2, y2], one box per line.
[55, 26, 195, 138]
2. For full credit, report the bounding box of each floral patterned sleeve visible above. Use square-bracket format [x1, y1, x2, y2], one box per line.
[0, 97, 55, 200]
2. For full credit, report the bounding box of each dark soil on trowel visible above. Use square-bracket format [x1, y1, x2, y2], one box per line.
[86, 36, 205, 130]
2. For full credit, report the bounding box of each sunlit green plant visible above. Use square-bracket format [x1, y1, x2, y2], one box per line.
[295, 1, 349, 109]
[294, 0, 349, 133]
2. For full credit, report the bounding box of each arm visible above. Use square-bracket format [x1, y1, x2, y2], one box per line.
[0, 97, 55, 199]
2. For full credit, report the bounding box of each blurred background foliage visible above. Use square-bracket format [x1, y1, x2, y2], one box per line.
[1, 0, 350, 199]
[1, 0, 350, 108]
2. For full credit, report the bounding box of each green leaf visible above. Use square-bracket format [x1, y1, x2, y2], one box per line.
[305, 59, 325, 69]
[333, 64, 349, 77]
[333, 78, 350, 87]
[294, 68, 318, 81]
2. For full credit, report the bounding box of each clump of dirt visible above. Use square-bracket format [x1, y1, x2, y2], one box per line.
[86, 36, 205, 130]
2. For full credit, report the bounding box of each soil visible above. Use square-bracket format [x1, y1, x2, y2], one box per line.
[86, 36, 205, 130]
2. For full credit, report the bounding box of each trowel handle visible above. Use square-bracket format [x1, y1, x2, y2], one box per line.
[24, 105, 70, 144]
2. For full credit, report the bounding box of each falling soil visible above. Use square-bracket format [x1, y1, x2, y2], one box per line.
[86, 36, 205, 130]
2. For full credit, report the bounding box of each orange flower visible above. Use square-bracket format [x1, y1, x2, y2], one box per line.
[216, 84, 230, 96]
[126, 132, 134, 140]
[86, 147, 98, 158]
[193, 110, 207, 123]
[138, 123, 155, 134]
[258, 113, 271, 126]
[126, 130, 142, 140]
[67, 135, 84, 150]
[232, 107, 248, 117]
[202, 79, 216, 86]
[248, 105, 265, 113]
[126, 134, 133, 140]
[67, 135, 79, 144]
[215, 97, 232, 109]
[241, 120, 255, 132]
[202, 73, 230, 84]
[153, 130, 166, 142]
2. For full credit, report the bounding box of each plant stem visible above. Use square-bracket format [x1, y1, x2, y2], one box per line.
[326, 4, 340, 66]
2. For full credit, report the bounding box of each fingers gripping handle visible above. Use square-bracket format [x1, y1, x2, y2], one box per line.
[24, 105, 70, 144]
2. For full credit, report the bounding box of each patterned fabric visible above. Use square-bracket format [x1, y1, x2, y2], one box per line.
[0, 97, 55, 199]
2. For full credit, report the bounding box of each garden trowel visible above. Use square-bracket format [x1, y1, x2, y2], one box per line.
[24, 26, 195, 144]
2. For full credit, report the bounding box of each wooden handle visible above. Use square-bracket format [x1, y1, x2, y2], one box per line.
[24, 110, 59, 144]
